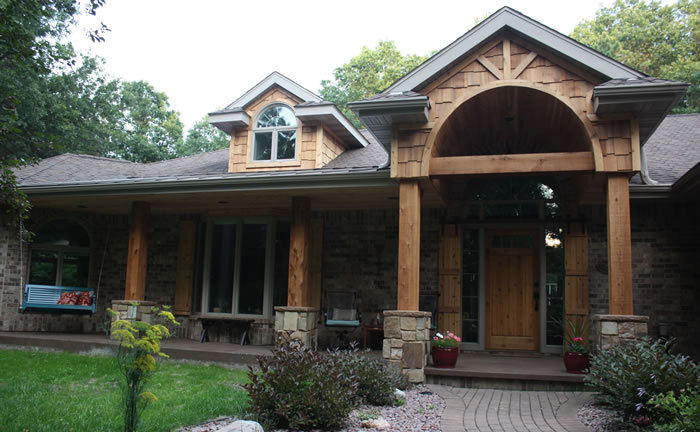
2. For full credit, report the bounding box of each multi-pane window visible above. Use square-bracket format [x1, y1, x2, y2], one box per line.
[252, 105, 297, 162]
[203, 218, 273, 317]
[28, 220, 91, 287]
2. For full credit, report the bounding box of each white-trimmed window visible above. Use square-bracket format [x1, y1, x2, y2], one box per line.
[202, 217, 275, 317]
[252, 104, 297, 162]
[28, 219, 91, 287]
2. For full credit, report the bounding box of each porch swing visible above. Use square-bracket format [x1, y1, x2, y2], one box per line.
[20, 218, 103, 314]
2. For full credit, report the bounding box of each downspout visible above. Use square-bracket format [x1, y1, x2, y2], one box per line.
[639, 145, 659, 185]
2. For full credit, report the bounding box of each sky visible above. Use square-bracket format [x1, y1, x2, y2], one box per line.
[69, 0, 615, 132]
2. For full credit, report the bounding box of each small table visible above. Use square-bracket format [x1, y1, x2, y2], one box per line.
[363, 326, 384, 350]
[197, 317, 254, 345]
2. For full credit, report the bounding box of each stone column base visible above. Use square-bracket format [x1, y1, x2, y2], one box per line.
[383, 310, 431, 383]
[111, 300, 157, 324]
[274, 306, 318, 349]
[593, 314, 649, 350]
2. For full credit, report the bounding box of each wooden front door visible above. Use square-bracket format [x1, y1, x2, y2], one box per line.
[485, 229, 539, 351]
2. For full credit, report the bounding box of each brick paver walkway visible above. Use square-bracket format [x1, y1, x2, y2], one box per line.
[429, 386, 591, 432]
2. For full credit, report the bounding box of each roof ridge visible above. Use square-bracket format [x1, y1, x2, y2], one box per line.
[67, 153, 136, 164]
[144, 148, 229, 166]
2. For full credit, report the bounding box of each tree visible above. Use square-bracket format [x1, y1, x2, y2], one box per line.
[113, 81, 184, 163]
[319, 41, 428, 126]
[0, 0, 108, 224]
[176, 115, 230, 157]
[571, 0, 699, 113]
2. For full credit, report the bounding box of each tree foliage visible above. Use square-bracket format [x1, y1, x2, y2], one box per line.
[319, 41, 428, 126]
[113, 81, 184, 162]
[0, 0, 109, 224]
[176, 115, 230, 157]
[571, 0, 699, 113]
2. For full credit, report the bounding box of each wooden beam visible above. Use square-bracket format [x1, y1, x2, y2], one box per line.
[430, 152, 595, 176]
[512, 52, 537, 79]
[477, 55, 504, 80]
[503, 40, 512, 80]
[288, 196, 311, 307]
[606, 174, 633, 315]
[125, 201, 150, 301]
[397, 181, 421, 311]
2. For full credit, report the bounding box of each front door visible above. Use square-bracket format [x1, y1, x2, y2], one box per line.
[485, 229, 539, 351]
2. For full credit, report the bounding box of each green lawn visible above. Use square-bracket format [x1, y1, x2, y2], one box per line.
[0, 349, 250, 432]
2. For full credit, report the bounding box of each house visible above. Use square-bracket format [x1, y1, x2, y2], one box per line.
[1, 7, 698, 383]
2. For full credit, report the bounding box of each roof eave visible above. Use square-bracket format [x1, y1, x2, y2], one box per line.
[629, 184, 673, 199]
[387, 7, 640, 93]
[208, 110, 251, 134]
[223, 71, 322, 112]
[294, 104, 369, 148]
[19, 169, 393, 197]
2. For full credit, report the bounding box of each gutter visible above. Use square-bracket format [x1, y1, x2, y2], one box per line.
[20, 170, 394, 197]
[348, 95, 430, 111]
[629, 184, 672, 199]
[593, 83, 689, 99]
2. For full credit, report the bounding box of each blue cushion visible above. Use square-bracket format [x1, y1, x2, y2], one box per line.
[326, 319, 360, 327]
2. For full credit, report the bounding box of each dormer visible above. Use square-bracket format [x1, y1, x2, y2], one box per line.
[209, 72, 368, 173]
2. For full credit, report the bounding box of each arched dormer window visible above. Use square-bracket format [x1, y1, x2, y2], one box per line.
[28, 219, 91, 287]
[252, 104, 297, 162]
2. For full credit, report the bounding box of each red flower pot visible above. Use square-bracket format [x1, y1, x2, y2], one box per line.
[563, 352, 589, 373]
[432, 346, 458, 368]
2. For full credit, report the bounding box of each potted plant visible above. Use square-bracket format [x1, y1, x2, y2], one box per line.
[431, 331, 461, 368]
[563, 318, 589, 373]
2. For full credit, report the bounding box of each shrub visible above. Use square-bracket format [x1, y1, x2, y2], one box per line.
[585, 338, 699, 420]
[245, 336, 358, 430]
[331, 346, 400, 406]
[649, 388, 700, 432]
[109, 306, 179, 432]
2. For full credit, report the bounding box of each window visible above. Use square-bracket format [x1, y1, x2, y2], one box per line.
[28, 219, 91, 287]
[252, 105, 297, 162]
[202, 218, 275, 317]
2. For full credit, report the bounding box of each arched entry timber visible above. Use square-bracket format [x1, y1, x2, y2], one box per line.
[430, 84, 595, 351]
[423, 81, 600, 177]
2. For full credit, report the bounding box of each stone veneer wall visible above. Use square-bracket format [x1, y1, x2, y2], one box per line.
[587, 201, 700, 358]
[317, 209, 440, 347]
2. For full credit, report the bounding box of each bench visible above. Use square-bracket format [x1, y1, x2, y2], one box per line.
[22, 284, 96, 313]
[197, 317, 255, 345]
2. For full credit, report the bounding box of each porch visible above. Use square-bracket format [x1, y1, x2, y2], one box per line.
[0, 331, 583, 390]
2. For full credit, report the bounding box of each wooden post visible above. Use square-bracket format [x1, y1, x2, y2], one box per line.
[606, 174, 633, 315]
[124, 201, 150, 301]
[397, 181, 421, 311]
[288, 197, 311, 307]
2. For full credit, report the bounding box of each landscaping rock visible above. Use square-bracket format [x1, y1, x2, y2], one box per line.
[361, 418, 391, 429]
[394, 388, 406, 399]
[220, 420, 264, 432]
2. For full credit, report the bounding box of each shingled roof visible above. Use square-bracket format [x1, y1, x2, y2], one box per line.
[14, 114, 698, 190]
[15, 130, 387, 188]
[632, 113, 700, 185]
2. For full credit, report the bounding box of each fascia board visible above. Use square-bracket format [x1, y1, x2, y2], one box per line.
[21, 171, 393, 197]
[208, 111, 250, 127]
[295, 105, 369, 148]
[629, 184, 673, 199]
[225, 72, 322, 110]
[388, 8, 641, 93]
[593, 84, 689, 99]
[348, 96, 430, 111]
